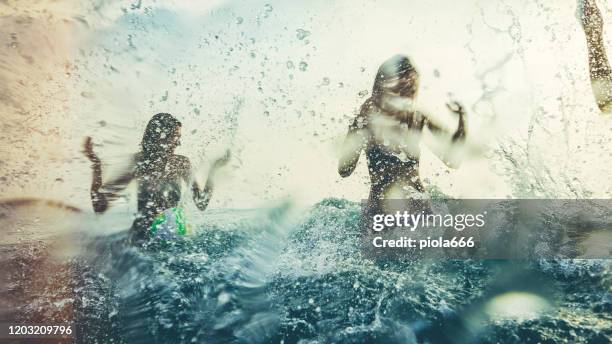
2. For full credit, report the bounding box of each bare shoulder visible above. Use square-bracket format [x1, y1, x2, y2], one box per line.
[133, 152, 146, 165]
[350, 98, 375, 130]
[360, 97, 376, 115]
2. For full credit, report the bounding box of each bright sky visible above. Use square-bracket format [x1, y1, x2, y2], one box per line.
[1, 0, 611, 213]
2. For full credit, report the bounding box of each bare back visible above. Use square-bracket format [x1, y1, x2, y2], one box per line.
[133, 153, 192, 230]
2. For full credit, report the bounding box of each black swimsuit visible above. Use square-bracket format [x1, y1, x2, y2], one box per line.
[364, 113, 426, 202]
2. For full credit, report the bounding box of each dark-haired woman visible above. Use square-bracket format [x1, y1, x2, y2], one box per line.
[338, 55, 467, 217]
[83, 113, 229, 242]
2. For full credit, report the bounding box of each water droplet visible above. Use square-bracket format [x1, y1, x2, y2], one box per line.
[296, 29, 311, 40]
[217, 292, 231, 306]
[9, 33, 18, 48]
[81, 91, 94, 99]
[358, 90, 369, 98]
[264, 4, 273, 12]
[298, 61, 308, 71]
[322, 77, 330, 85]
[286, 60, 295, 69]
[236, 17, 244, 25]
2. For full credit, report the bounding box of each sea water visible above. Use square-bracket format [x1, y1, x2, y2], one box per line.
[67, 198, 610, 344]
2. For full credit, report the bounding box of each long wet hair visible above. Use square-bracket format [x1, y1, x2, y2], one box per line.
[371, 54, 418, 99]
[137, 113, 182, 173]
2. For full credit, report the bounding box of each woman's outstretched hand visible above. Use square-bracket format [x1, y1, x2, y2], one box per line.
[446, 101, 467, 142]
[446, 100, 466, 118]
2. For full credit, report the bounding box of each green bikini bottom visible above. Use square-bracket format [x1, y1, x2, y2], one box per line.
[149, 207, 190, 240]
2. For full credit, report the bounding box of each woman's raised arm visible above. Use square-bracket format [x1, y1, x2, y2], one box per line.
[83, 137, 135, 213]
[579, 0, 612, 112]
